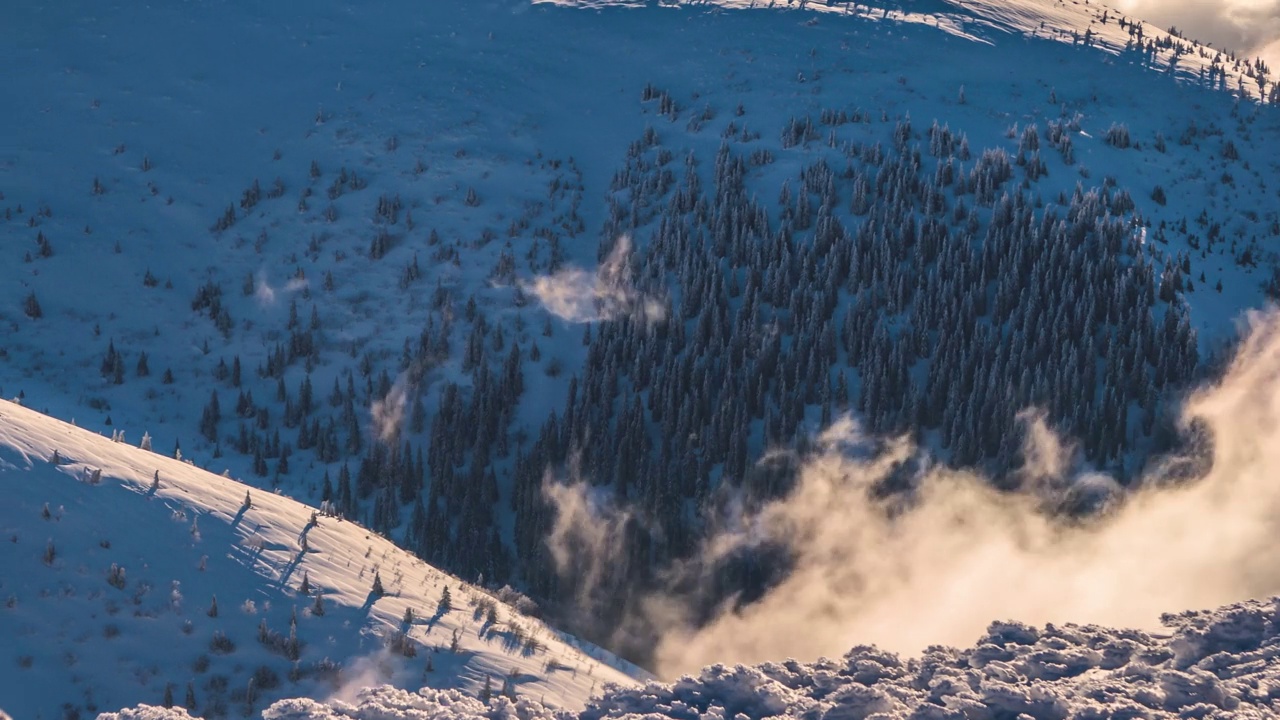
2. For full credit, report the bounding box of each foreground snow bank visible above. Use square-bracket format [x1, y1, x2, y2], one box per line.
[589, 595, 1280, 718]
[106, 594, 1280, 718]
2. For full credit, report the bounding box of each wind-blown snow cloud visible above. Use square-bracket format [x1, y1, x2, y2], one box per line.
[1116, 0, 1280, 69]
[370, 377, 411, 444]
[544, 473, 640, 612]
[256, 271, 310, 307]
[548, 309, 1280, 679]
[524, 236, 665, 324]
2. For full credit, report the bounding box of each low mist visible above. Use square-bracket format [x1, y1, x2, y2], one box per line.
[523, 235, 665, 325]
[546, 310, 1280, 678]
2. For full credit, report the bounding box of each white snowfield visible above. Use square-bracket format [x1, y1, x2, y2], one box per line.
[0, 399, 641, 718]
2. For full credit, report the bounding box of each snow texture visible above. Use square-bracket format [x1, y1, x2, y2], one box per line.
[106, 594, 1280, 718]
[0, 399, 639, 718]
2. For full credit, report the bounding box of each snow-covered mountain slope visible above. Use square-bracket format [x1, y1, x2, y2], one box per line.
[541, 0, 1276, 100]
[0, 399, 641, 719]
[107, 593, 1280, 719]
[3, 0, 1280, 699]
[2, 0, 1275, 489]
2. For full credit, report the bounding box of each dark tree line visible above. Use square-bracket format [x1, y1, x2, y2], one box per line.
[506, 115, 1199, 647]
[172, 101, 1207, 663]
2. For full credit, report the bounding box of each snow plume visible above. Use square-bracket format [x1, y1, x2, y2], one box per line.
[1115, 0, 1280, 69]
[255, 271, 310, 307]
[544, 474, 636, 609]
[546, 310, 1280, 679]
[370, 376, 412, 444]
[323, 649, 399, 706]
[523, 235, 665, 325]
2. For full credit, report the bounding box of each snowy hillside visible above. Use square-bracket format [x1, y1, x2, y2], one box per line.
[107, 592, 1280, 718]
[0, 399, 640, 719]
[542, 0, 1277, 102]
[4, 0, 1280, 701]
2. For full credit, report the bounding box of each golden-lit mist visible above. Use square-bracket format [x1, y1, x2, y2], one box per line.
[548, 310, 1280, 678]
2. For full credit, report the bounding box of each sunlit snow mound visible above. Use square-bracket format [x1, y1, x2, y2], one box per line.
[105, 595, 1280, 719]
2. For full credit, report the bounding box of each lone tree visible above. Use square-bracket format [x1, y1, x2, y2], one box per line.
[299, 571, 311, 596]
[312, 591, 325, 616]
[437, 585, 452, 615]
[371, 570, 385, 597]
[23, 291, 42, 319]
[208, 594, 219, 618]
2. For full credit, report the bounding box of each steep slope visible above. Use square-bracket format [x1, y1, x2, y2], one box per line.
[0, 399, 640, 719]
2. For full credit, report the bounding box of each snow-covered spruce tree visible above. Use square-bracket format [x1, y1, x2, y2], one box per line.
[199, 391, 220, 442]
[1104, 122, 1132, 148]
[22, 291, 41, 319]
